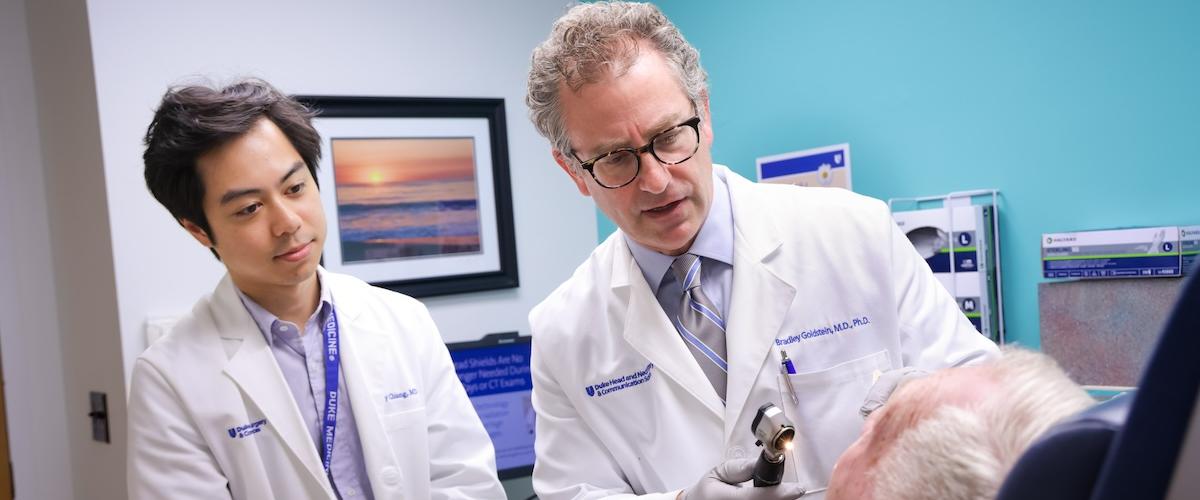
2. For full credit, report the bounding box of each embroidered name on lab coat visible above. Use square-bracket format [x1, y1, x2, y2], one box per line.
[385, 388, 419, 402]
[776, 315, 872, 346]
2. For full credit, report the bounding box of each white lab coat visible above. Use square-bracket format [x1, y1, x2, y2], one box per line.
[528, 166, 998, 499]
[127, 269, 505, 499]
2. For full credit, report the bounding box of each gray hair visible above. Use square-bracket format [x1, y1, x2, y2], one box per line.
[526, 1, 708, 160]
[872, 348, 1095, 500]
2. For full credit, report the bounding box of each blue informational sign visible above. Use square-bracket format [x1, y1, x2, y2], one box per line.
[448, 333, 535, 478]
[757, 143, 852, 189]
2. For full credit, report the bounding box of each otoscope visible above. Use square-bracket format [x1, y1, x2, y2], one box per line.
[750, 402, 795, 487]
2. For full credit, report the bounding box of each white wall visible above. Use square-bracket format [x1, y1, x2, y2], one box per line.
[85, 0, 594, 389]
[0, 0, 75, 497]
[24, 0, 128, 497]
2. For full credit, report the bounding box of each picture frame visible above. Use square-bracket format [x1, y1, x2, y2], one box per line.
[296, 95, 519, 298]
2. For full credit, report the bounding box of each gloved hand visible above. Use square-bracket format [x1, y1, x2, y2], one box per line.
[858, 366, 929, 418]
[679, 458, 809, 499]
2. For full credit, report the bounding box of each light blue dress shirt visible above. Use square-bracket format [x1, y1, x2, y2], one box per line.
[237, 277, 374, 499]
[627, 169, 735, 324]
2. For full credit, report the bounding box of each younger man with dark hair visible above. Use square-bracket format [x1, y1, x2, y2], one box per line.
[128, 79, 504, 500]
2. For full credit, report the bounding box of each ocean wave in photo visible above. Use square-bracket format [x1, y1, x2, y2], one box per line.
[337, 199, 482, 262]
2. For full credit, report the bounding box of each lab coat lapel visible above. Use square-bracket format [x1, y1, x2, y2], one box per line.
[612, 237, 724, 419]
[722, 173, 798, 440]
[211, 276, 332, 496]
[329, 280, 408, 491]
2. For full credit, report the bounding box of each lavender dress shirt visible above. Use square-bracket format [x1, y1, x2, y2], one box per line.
[237, 280, 375, 499]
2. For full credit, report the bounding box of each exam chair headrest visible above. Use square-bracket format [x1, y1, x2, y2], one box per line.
[994, 394, 1131, 500]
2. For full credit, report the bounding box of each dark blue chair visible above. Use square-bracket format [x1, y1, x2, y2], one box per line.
[994, 394, 1131, 500]
[1089, 270, 1200, 499]
[996, 270, 1200, 500]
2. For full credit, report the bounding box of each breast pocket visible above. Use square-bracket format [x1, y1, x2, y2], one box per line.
[779, 350, 892, 486]
[382, 407, 430, 487]
[384, 406, 426, 433]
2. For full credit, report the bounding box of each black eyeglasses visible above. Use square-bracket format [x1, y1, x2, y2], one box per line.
[571, 116, 701, 189]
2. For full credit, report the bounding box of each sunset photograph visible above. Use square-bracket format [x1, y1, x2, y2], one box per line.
[331, 137, 482, 262]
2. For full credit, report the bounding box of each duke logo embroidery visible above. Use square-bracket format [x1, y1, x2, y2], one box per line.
[585, 363, 654, 398]
[227, 419, 267, 439]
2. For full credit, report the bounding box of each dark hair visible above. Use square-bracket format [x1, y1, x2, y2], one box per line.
[142, 78, 321, 251]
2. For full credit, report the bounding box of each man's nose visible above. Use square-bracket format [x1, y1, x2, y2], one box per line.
[271, 203, 302, 237]
[636, 151, 670, 194]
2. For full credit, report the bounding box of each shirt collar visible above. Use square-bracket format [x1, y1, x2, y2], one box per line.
[236, 272, 333, 343]
[627, 168, 734, 293]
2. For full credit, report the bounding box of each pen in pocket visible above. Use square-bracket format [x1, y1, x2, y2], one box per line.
[781, 350, 797, 374]
[780, 350, 799, 405]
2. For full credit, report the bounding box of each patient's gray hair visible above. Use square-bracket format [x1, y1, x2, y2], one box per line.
[872, 348, 1095, 500]
[526, 1, 708, 161]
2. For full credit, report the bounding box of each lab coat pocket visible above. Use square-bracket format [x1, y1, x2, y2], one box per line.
[383, 406, 428, 460]
[383, 406, 426, 431]
[778, 350, 892, 486]
[381, 406, 429, 492]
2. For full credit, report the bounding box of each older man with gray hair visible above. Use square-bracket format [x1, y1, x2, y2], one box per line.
[524, 2, 998, 499]
[827, 348, 1096, 500]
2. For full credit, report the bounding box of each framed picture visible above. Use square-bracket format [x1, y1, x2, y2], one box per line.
[296, 96, 519, 297]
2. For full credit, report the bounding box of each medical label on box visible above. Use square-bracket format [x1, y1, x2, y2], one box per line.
[1182, 226, 1200, 275]
[894, 204, 1001, 341]
[1042, 226, 1182, 279]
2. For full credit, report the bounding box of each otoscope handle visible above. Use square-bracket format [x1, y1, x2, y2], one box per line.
[751, 452, 784, 487]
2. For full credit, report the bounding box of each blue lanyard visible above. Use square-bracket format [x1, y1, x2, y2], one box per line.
[321, 307, 340, 473]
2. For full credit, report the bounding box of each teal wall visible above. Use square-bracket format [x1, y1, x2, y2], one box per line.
[596, 1, 1200, 347]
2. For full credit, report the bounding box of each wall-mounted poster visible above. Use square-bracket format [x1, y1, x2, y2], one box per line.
[757, 143, 852, 190]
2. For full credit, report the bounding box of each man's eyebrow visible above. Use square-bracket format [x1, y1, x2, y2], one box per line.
[279, 162, 304, 184]
[219, 188, 261, 206]
[218, 162, 306, 206]
[584, 114, 690, 157]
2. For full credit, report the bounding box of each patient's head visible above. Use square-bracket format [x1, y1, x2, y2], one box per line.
[827, 348, 1094, 500]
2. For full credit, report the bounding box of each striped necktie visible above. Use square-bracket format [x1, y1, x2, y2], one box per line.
[669, 253, 728, 401]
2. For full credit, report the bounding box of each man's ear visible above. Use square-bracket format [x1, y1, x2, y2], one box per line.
[699, 91, 714, 144]
[180, 218, 215, 249]
[552, 149, 591, 197]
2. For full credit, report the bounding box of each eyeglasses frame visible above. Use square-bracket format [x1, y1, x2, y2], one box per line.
[569, 116, 702, 189]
